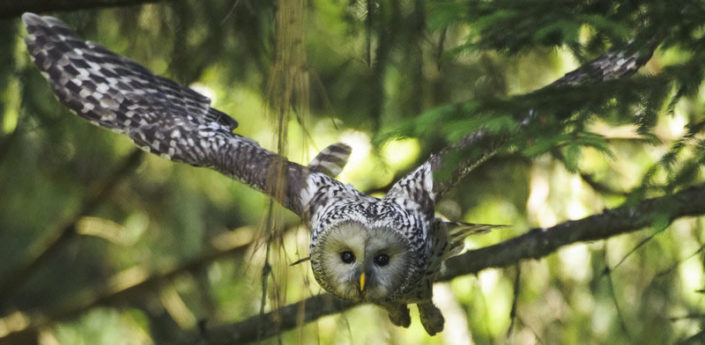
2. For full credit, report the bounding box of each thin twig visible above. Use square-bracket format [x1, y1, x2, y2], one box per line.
[670, 314, 705, 321]
[431, 35, 659, 199]
[603, 244, 632, 340]
[506, 264, 521, 338]
[603, 229, 662, 275]
[655, 243, 705, 278]
[517, 316, 547, 345]
[551, 150, 628, 196]
[439, 183, 705, 279]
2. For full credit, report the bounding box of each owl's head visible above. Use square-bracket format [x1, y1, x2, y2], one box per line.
[308, 162, 436, 301]
[310, 220, 413, 302]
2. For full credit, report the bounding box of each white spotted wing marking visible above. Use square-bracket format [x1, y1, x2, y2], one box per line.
[22, 12, 342, 218]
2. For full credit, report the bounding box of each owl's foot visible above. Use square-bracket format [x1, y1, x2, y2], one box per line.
[383, 303, 411, 328]
[418, 302, 444, 336]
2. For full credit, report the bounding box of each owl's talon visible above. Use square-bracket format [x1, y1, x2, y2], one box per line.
[384, 303, 411, 328]
[418, 302, 444, 335]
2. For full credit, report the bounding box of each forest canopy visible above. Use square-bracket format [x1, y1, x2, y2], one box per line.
[1, 0, 705, 344]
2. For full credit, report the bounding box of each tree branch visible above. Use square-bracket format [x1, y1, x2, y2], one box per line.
[0, 231, 251, 345]
[0, 0, 174, 19]
[171, 183, 705, 345]
[439, 183, 705, 279]
[196, 294, 355, 345]
[0, 150, 143, 307]
[0, 33, 666, 344]
[0, 178, 420, 343]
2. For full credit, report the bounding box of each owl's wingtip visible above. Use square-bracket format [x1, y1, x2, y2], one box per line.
[21, 12, 42, 27]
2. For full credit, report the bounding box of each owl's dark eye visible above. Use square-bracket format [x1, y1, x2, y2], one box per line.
[373, 254, 390, 266]
[340, 251, 356, 264]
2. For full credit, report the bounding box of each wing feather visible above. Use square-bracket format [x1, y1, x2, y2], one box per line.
[22, 12, 352, 219]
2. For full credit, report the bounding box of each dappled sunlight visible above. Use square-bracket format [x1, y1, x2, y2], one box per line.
[558, 244, 592, 282]
[337, 129, 397, 190]
[159, 284, 197, 328]
[591, 301, 613, 336]
[666, 107, 688, 139]
[38, 329, 62, 345]
[209, 226, 256, 251]
[339, 130, 371, 174]
[480, 270, 513, 337]
[1, 78, 20, 134]
[566, 175, 590, 220]
[77, 214, 148, 246]
[51, 309, 154, 345]
[679, 259, 704, 305]
[506, 46, 579, 95]
[381, 138, 420, 171]
[434, 283, 474, 345]
[527, 157, 556, 227]
[0, 311, 30, 339]
[107, 267, 150, 294]
[189, 83, 217, 104]
[478, 269, 500, 296]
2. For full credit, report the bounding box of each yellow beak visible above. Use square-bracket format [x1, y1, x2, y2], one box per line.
[359, 272, 366, 292]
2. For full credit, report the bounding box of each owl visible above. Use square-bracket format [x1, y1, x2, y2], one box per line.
[23, 12, 497, 335]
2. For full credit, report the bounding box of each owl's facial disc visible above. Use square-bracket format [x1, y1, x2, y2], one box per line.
[311, 221, 411, 302]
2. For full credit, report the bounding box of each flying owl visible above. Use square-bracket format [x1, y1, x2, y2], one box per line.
[22, 12, 498, 335]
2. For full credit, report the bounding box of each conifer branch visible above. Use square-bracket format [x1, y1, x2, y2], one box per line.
[431, 36, 659, 199]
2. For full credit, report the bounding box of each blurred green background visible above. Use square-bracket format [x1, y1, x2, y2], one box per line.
[0, 0, 704, 344]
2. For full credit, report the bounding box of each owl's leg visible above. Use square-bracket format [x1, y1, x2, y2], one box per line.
[417, 301, 444, 335]
[381, 303, 411, 328]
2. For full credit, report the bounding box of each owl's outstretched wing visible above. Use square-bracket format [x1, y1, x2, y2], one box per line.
[22, 12, 354, 219]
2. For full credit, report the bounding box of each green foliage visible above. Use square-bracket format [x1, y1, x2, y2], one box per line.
[1, 0, 704, 344]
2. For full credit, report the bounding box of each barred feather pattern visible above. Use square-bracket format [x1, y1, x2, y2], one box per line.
[23, 12, 328, 215]
[308, 163, 439, 303]
[308, 142, 351, 177]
